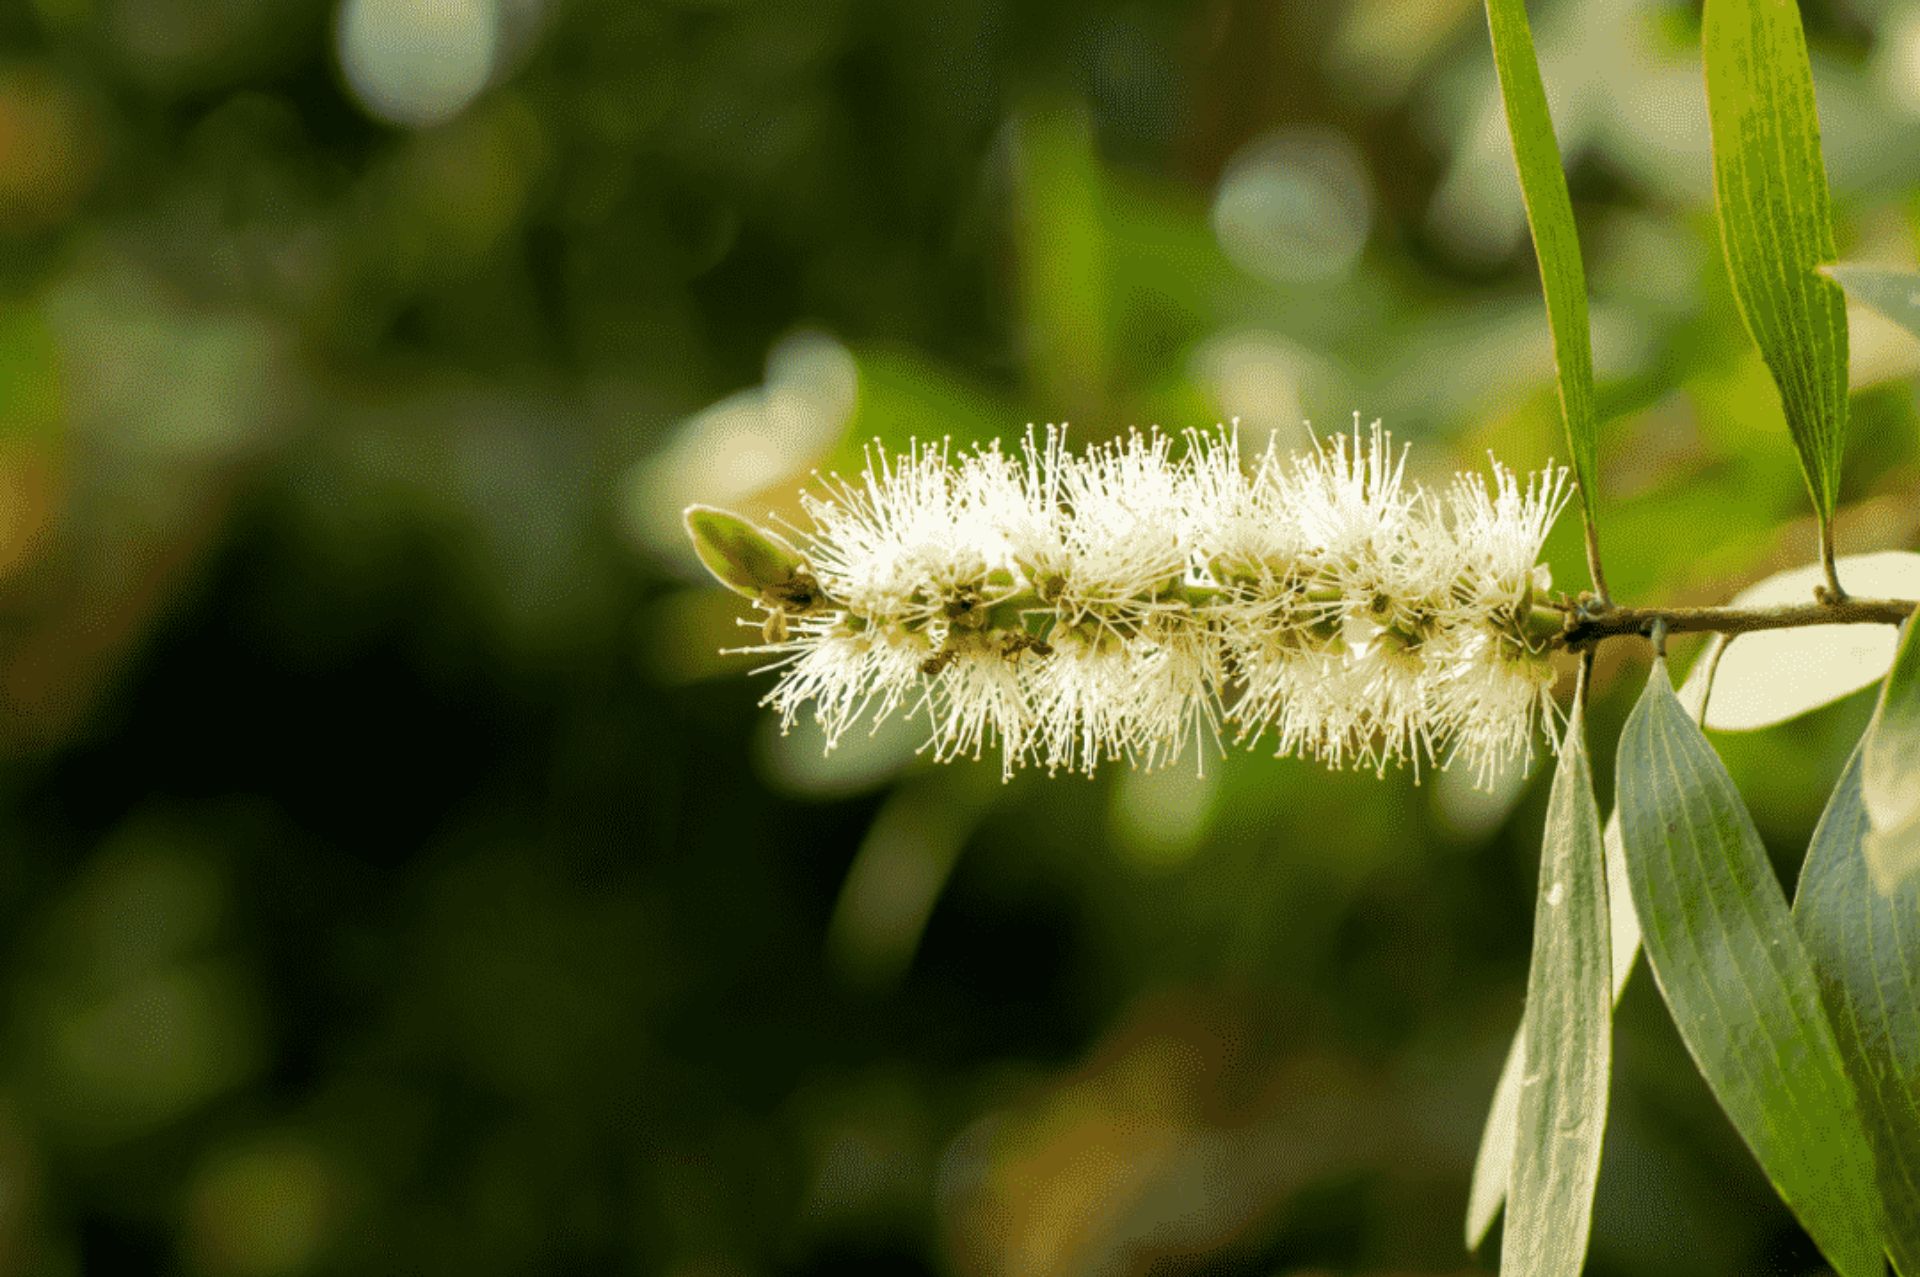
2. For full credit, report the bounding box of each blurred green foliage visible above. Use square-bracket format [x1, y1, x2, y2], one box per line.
[0, 0, 1917, 1272]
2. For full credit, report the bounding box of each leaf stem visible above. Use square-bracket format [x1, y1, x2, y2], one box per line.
[1818, 520, 1847, 603]
[1545, 596, 1915, 649]
[1582, 517, 1612, 608]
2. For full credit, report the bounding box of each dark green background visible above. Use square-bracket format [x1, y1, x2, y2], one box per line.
[0, 0, 1917, 1272]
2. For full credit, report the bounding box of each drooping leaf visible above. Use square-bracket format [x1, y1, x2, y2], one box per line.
[1616, 660, 1884, 1276]
[1861, 617, 1920, 891]
[1501, 699, 1610, 1276]
[1466, 806, 1640, 1250]
[1481, 0, 1601, 545]
[1824, 263, 1920, 345]
[682, 505, 807, 601]
[1703, 0, 1850, 521]
[1468, 655, 1727, 1248]
[1701, 550, 1920, 732]
[1794, 746, 1920, 1276]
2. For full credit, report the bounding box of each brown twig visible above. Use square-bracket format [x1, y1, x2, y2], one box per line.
[1545, 595, 1915, 649]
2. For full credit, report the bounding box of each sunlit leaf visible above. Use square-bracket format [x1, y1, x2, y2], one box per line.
[1482, 0, 1601, 558]
[1794, 747, 1920, 1275]
[1862, 615, 1920, 829]
[1703, 0, 1850, 521]
[1703, 550, 1920, 731]
[1863, 819, 1920, 897]
[1617, 660, 1884, 1277]
[1862, 617, 1920, 891]
[1823, 263, 1920, 345]
[1501, 699, 1610, 1276]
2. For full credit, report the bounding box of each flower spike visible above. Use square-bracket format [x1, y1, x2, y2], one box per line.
[691, 420, 1568, 783]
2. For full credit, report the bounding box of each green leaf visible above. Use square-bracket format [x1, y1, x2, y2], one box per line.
[1864, 816, 1920, 897]
[1794, 746, 1920, 1276]
[1469, 656, 1744, 1249]
[1823, 263, 1920, 344]
[1501, 699, 1610, 1276]
[1703, 0, 1850, 521]
[1467, 805, 1640, 1251]
[1466, 649, 1737, 1251]
[1616, 660, 1884, 1276]
[682, 505, 807, 602]
[1863, 617, 1920, 891]
[1481, 0, 1601, 551]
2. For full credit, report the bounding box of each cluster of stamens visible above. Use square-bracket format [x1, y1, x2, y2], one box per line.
[727, 418, 1570, 783]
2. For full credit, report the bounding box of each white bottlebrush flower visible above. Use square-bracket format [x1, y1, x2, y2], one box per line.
[693, 420, 1570, 785]
[1289, 416, 1416, 555]
[1027, 621, 1224, 775]
[1298, 418, 1468, 629]
[1446, 459, 1572, 608]
[1346, 636, 1451, 776]
[918, 637, 1034, 776]
[965, 426, 1070, 590]
[1237, 644, 1363, 768]
[1428, 624, 1563, 786]
[1236, 629, 1450, 778]
[1183, 423, 1309, 587]
[1038, 427, 1191, 629]
[794, 438, 1002, 624]
[754, 618, 932, 750]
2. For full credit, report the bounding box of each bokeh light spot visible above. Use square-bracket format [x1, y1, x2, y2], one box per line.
[1211, 128, 1372, 284]
[1111, 767, 1218, 868]
[336, 0, 499, 128]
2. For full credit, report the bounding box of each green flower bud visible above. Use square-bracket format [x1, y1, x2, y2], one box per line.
[682, 505, 806, 601]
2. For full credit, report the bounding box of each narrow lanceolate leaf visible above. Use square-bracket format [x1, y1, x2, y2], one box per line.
[1467, 806, 1639, 1251]
[1467, 655, 1727, 1250]
[1703, 0, 1850, 520]
[1862, 617, 1920, 890]
[1471, 670, 1731, 1249]
[1824, 263, 1920, 344]
[1502, 700, 1610, 1276]
[1794, 747, 1920, 1276]
[1617, 661, 1884, 1277]
[1482, 0, 1601, 542]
